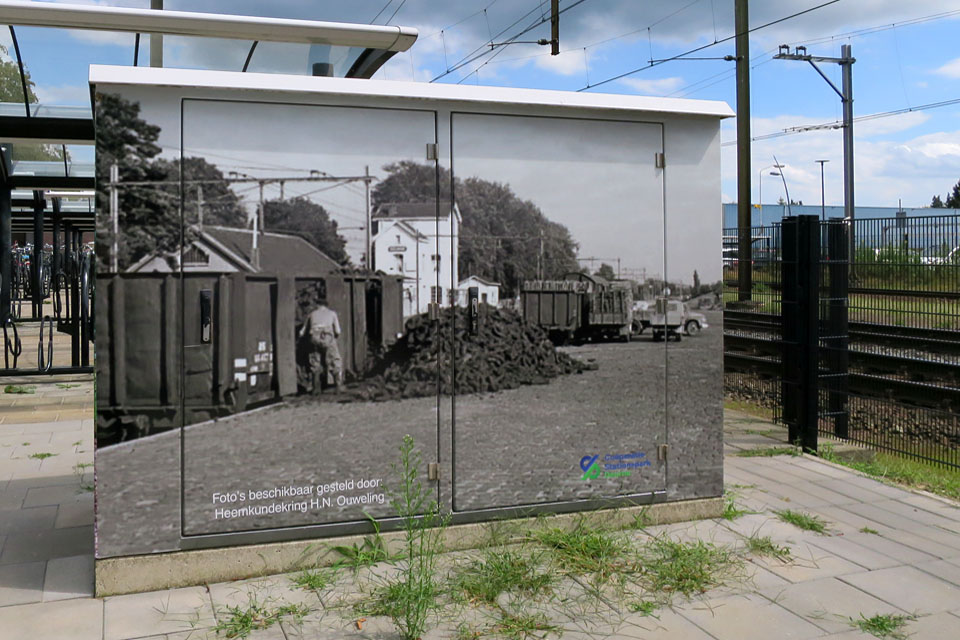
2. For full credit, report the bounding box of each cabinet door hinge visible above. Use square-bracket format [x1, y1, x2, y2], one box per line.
[427, 462, 440, 480]
[426, 143, 438, 161]
[657, 444, 669, 461]
[655, 152, 666, 168]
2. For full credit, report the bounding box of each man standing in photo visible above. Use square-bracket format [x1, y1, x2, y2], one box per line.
[299, 297, 343, 394]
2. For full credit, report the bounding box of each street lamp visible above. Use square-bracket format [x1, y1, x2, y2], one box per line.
[815, 159, 829, 221]
[758, 163, 783, 227]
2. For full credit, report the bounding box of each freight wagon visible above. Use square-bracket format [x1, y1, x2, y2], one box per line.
[95, 271, 403, 444]
[521, 272, 633, 343]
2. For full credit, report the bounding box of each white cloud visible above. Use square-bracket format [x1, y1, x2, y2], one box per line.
[721, 116, 960, 208]
[933, 57, 960, 79]
[33, 83, 92, 106]
[618, 76, 685, 96]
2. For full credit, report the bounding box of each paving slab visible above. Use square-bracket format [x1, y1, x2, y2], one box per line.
[840, 565, 960, 614]
[751, 544, 865, 584]
[0, 561, 46, 606]
[759, 576, 907, 634]
[0, 504, 57, 534]
[912, 558, 960, 588]
[0, 525, 93, 564]
[897, 611, 960, 639]
[679, 592, 823, 640]
[103, 585, 216, 640]
[0, 596, 103, 639]
[805, 532, 910, 571]
[42, 554, 94, 601]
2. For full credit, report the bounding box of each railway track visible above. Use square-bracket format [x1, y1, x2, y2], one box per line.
[723, 311, 960, 411]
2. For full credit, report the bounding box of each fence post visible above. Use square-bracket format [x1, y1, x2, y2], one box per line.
[826, 221, 849, 438]
[781, 215, 820, 452]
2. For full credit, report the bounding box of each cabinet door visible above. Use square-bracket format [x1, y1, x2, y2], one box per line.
[179, 100, 441, 537]
[449, 113, 667, 512]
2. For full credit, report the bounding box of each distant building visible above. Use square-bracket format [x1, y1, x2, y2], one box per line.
[722, 203, 960, 229]
[456, 275, 500, 307]
[128, 225, 341, 275]
[370, 201, 460, 317]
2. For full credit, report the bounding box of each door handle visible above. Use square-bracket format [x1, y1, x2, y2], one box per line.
[200, 289, 212, 344]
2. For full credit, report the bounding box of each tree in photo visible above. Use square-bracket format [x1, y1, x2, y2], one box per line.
[263, 197, 350, 265]
[0, 44, 67, 162]
[594, 263, 616, 281]
[372, 161, 580, 297]
[155, 156, 247, 229]
[95, 92, 180, 271]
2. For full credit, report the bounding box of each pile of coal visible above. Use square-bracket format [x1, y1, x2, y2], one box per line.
[340, 306, 596, 402]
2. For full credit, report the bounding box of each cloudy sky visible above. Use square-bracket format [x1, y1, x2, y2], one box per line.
[4, 0, 960, 211]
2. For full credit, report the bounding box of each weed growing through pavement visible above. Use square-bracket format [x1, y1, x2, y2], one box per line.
[330, 514, 394, 571]
[745, 534, 791, 561]
[56, 383, 81, 389]
[860, 526, 880, 535]
[28, 452, 56, 460]
[4, 385, 35, 394]
[368, 433, 446, 640]
[492, 610, 559, 640]
[211, 592, 311, 639]
[452, 549, 555, 605]
[626, 506, 653, 529]
[735, 446, 799, 458]
[849, 612, 917, 639]
[627, 600, 660, 618]
[291, 567, 337, 592]
[532, 519, 631, 582]
[774, 509, 829, 534]
[721, 493, 751, 521]
[638, 535, 741, 598]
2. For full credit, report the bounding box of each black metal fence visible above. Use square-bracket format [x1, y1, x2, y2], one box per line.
[724, 214, 960, 470]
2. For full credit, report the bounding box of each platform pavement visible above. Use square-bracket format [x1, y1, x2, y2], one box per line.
[1, 389, 959, 639]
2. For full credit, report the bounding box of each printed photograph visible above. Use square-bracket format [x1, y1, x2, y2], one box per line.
[94, 89, 722, 550]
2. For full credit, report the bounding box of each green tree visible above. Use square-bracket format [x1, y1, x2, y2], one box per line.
[931, 194, 945, 208]
[0, 45, 65, 162]
[594, 263, 616, 280]
[372, 161, 579, 297]
[263, 197, 350, 265]
[946, 179, 960, 209]
[95, 92, 181, 271]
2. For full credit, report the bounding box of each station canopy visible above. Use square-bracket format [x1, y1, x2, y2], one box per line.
[0, 0, 420, 230]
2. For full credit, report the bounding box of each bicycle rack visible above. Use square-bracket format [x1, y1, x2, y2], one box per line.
[3, 315, 21, 370]
[38, 316, 54, 372]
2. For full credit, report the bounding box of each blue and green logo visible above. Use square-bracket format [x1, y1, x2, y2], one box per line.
[579, 451, 651, 480]
[580, 455, 602, 480]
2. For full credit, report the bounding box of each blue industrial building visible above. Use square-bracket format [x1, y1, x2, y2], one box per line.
[722, 203, 960, 230]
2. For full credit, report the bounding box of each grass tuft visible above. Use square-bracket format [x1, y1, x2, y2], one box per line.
[532, 520, 631, 580]
[774, 509, 829, 534]
[291, 568, 335, 592]
[850, 612, 917, 639]
[492, 610, 559, 640]
[452, 549, 554, 605]
[860, 526, 880, 535]
[4, 385, 35, 394]
[745, 534, 791, 560]
[212, 597, 310, 639]
[627, 600, 660, 617]
[639, 536, 739, 597]
[736, 446, 799, 458]
[721, 494, 751, 521]
[28, 452, 56, 460]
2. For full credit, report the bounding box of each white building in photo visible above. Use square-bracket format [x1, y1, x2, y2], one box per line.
[370, 201, 460, 318]
[456, 275, 500, 307]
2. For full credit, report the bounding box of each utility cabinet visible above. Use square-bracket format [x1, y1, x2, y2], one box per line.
[92, 65, 731, 561]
